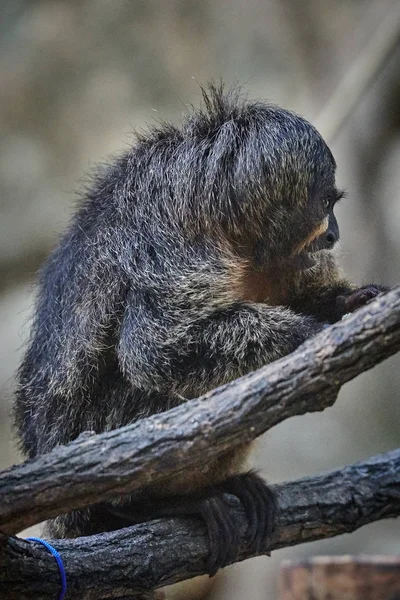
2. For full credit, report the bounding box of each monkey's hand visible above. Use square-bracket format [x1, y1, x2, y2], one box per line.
[336, 285, 389, 315]
[108, 471, 276, 576]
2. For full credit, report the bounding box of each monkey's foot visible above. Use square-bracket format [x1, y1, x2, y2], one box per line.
[107, 493, 240, 575]
[106, 472, 276, 576]
[200, 471, 276, 575]
[197, 493, 241, 576]
[221, 472, 276, 552]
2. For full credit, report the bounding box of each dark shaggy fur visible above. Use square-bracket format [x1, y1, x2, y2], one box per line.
[15, 85, 387, 575]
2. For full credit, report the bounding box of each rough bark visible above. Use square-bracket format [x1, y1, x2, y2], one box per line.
[1, 449, 399, 599]
[1, 287, 400, 536]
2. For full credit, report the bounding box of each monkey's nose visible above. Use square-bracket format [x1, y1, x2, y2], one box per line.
[325, 231, 337, 247]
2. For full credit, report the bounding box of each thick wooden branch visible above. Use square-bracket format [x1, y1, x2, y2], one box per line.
[1, 449, 399, 599]
[1, 287, 400, 535]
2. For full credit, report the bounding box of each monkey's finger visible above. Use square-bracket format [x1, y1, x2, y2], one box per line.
[221, 492, 241, 507]
[202, 498, 235, 575]
[222, 472, 276, 553]
[209, 497, 237, 568]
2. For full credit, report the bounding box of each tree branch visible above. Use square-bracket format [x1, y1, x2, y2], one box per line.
[1, 449, 399, 599]
[1, 287, 400, 535]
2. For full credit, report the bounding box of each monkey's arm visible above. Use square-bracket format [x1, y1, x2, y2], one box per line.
[288, 252, 388, 324]
[117, 290, 324, 397]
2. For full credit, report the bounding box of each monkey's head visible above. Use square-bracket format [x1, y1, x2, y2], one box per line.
[134, 84, 343, 270]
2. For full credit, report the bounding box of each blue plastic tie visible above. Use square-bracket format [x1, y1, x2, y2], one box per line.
[27, 537, 67, 600]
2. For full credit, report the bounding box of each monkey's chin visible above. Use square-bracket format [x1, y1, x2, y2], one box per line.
[293, 252, 317, 270]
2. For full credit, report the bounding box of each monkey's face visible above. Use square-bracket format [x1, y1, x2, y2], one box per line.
[290, 188, 343, 270]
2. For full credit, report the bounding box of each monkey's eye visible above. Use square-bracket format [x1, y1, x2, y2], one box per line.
[322, 190, 345, 211]
[322, 197, 331, 210]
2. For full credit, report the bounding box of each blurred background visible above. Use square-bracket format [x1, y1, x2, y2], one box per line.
[1, 1, 399, 598]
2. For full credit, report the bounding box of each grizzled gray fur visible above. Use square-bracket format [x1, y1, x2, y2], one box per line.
[15, 85, 386, 552]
